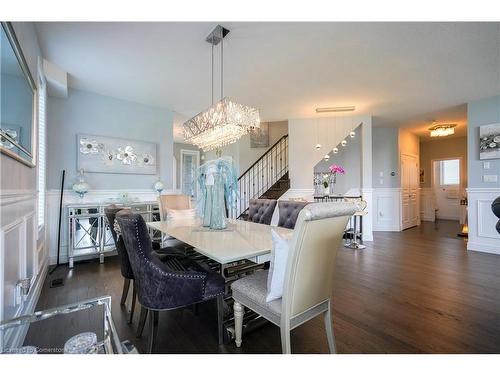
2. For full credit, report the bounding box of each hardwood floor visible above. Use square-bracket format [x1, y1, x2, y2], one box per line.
[27, 220, 500, 353]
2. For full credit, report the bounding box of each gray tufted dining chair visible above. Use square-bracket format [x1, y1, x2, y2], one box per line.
[231, 202, 356, 354]
[104, 205, 186, 325]
[247, 198, 277, 225]
[277, 200, 309, 229]
[116, 211, 225, 353]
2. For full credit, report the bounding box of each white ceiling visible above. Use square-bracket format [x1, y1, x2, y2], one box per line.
[35, 22, 500, 138]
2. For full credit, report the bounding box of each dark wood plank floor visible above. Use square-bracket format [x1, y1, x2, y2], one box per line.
[27, 220, 500, 353]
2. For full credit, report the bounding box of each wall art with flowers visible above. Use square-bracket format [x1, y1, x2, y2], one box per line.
[77, 133, 158, 175]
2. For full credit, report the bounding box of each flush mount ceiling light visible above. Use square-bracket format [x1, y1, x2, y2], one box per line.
[429, 123, 456, 137]
[315, 106, 356, 113]
[183, 25, 260, 152]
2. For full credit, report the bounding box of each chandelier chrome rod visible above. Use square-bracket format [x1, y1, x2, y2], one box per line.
[221, 26, 224, 100]
[211, 41, 214, 105]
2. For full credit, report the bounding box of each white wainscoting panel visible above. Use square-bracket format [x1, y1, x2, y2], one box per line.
[467, 188, 500, 255]
[0, 190, 47, 350]
[360, 188, 374, 241]
[420, 187, 436, 222]
[372, 188, 401, 232]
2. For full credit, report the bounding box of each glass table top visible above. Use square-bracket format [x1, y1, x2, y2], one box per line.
[0, 295, 134, 354]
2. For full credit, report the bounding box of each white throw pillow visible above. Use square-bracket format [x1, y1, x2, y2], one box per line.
[167, 208, 197, 220]
[266, 229, 291, 302]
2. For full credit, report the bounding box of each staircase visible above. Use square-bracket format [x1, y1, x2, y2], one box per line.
[230, 134, 289, 219]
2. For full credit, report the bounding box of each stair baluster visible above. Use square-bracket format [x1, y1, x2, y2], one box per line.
[231, 135, 289, 219]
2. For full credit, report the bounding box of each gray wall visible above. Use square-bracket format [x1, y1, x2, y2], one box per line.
[315, 124, 362, 194]
[372, 127, 399, 188]
[0, 22, 40, 192]
[467, 95, 500, 189]
[47, 88, 174, 190]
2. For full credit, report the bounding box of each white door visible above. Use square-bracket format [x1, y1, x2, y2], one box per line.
[432, 158, 461, 220]
[401, 153, 419, 230]
[180, 150, 200, 199]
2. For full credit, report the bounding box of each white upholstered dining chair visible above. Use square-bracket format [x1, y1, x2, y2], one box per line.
[231, 202, 357, 354]
[158, 194, 192, 220]
[157, 194, 193, 249]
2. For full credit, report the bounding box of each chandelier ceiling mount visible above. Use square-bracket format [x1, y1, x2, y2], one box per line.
[183, 25, 260, 152]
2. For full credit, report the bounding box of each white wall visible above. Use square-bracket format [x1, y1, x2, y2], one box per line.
[314, 124, 362, 195]
[204, 121, 288, 177]
[286, 115, 373, 241]
[0, 22, 47, 350]
[288, 115, 370, 191]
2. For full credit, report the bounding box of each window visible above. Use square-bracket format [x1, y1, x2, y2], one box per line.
[37, 69, 47, 229]
[180, 150, 199, 199]
[439, 159, 460, 186]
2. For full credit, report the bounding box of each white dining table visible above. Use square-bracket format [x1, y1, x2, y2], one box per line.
[146, 218, 293, 264]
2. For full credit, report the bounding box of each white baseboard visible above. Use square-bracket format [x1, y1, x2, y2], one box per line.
[467, 241, 500, 255]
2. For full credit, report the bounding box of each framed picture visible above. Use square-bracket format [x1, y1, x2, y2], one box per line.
[250, 122, 269, 148]
[77, 134, 158, 175]
[479, 123, 500, 160]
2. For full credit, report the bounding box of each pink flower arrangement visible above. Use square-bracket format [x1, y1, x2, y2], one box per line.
[329, 164, 345, 175]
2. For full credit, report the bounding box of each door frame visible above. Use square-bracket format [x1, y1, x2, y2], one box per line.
[430, 156, 464, 221]
[180, 149, 200, 198]
[400, 152, 420, 230]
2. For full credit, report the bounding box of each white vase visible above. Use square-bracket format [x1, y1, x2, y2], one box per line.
[324, 185, 330, 196]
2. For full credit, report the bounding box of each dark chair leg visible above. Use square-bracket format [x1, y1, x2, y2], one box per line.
[120, 278, 131, 306]
[217, 295, 224, 345]
[192, 303, 199, 316]
[128, 282, 137, 324]
[148, 310, 159, 354]
[136, 306, 149, 338]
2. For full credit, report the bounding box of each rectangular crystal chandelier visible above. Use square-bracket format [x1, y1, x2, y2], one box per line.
[183, 25, 260, 152]
[429, 124, 456, 137]
[184, 97, 260, 151]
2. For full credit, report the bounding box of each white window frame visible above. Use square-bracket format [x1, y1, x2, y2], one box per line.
[439, 158, 460, 186]
[37, 58, 47, 234]
[180, 149, 200, 199]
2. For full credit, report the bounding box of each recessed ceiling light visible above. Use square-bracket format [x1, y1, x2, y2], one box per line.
[315, 106, 356, 113]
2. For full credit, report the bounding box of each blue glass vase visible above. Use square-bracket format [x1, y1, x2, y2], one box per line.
[202, 185, 213, 227]
[209, 173, 227, 230]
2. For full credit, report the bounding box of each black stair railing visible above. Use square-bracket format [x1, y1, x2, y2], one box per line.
[230, 134, 289, 219]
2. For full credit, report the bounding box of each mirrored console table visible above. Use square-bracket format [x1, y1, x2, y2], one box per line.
[67, 201, 160, 268]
